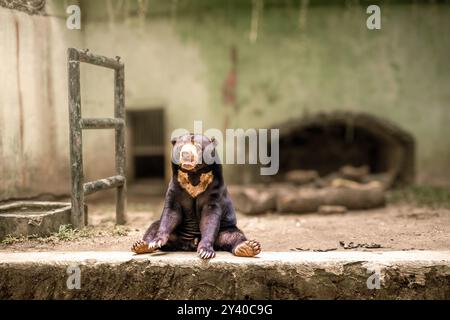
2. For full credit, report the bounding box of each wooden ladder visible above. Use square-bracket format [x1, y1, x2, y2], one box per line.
[67, 48, 126, 228]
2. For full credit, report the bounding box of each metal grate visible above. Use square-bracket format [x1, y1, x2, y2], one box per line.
[128, 109, 165, 179]
[131, 109, 164, 147]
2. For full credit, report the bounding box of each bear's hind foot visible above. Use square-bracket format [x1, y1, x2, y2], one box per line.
[233, 240, 261, 257]
[131, 240, 156, 254]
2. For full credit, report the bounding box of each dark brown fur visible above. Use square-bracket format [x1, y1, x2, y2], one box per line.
[133, 134, 260, 259]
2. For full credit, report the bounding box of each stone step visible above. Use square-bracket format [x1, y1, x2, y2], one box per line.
[0, 251, 449, 299]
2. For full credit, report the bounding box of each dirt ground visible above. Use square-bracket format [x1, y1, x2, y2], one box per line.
[1, 184, 449, 253]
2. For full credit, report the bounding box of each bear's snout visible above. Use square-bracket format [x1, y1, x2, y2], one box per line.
[181, 151, 193, 162]
[179, 143, 199, 170]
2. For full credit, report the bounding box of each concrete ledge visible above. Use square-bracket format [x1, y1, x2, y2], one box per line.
[0, 251, 449, 299]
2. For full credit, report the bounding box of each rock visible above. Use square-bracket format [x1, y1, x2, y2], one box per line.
[276, 188, 323, 213]
[318, 205, 347, 214]
[285, 170, 319, 185]
[229, 185, 276, 215]
[339, 241, 383, 249]
[362, 172, 394, 189]
[339, 165, 369, 182]
[277, 185, 385, 213]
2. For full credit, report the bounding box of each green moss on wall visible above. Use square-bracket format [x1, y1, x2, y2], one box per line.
[172, 1, 450, 184]
[80, 0, 450, 184]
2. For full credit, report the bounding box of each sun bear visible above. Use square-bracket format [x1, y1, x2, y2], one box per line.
[131, 134, 261, 259]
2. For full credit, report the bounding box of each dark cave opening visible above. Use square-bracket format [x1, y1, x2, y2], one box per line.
[276, 112, 415, 185]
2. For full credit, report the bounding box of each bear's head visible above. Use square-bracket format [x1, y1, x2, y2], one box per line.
[171, 134, 218, 172]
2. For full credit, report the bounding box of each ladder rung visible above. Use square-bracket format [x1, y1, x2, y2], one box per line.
[82, 118, 124, 129]
[77, 49, 123, 70]
[83, 175, 125, 196]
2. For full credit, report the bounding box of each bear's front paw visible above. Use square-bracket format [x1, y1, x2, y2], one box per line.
[197, 242, 216, 259]
[148, 234, 169, 250]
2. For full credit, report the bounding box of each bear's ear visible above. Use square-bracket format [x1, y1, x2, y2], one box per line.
[209, 137, 218, 157]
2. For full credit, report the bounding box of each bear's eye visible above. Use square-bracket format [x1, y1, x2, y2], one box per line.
[174, 145, 182, 154]
[172, 144, 183, 163]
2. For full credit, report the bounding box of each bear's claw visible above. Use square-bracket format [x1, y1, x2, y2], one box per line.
[198, 247, 216, 259]
[148, 239, 164, 250]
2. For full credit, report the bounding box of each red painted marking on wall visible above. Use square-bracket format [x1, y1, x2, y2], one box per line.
[222, 46, 238, 131]
[222, 47, 238, 109]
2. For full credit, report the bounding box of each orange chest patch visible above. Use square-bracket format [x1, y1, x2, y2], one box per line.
[177, 170, 214, 198]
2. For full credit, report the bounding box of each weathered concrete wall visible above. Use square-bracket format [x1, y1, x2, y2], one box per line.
[79, 20, 211, 182]
[80, 1, 450, 186]
[0, 1, 82, 200]
[0, 251, 449, 299]
[1, 1, 449, 201]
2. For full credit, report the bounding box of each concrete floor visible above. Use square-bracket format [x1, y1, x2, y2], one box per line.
[1, 185, 449, 299]
[1, 187, 449, 253]
[1, 250, 449, 299]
